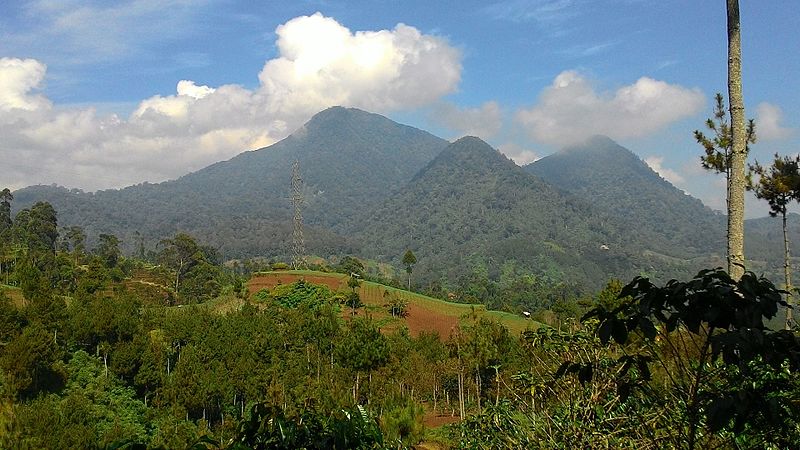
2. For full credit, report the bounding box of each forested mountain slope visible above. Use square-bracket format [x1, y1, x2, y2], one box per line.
[352, 136, 649, 287]
[526, 135, 726, 259]
[524, 135, 799, 273]
[12, 107, 448, 258]
[11, 111, 797, 288]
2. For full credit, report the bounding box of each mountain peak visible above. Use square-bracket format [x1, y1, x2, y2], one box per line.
[417, 136, 514, 178]
[561, 135, 633, 157]
[307, 105, 368, 122]
[526, 137, 724, 259]
[443, 136, 508, 161]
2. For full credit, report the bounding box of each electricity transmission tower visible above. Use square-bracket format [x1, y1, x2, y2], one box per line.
[290, 160, 307, 269]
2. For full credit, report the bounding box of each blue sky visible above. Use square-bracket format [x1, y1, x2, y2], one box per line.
[1, 0, 798, 217]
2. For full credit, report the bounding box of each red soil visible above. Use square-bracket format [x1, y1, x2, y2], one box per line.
[423, 411, 461, 428]
[403, 302, 459, 339]
[248, 273, 460, 339]
[248, 274, 347, 292]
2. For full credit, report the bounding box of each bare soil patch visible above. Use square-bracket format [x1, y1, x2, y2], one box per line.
[249, 273, 346, 293]
[403, 302, 459, 338]
[248, 272, 461, 338]
[423, 412, 460, 428]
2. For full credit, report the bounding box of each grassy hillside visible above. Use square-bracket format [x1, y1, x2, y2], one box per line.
[247, 270, 536, 336]
[0, 285, 24, 308]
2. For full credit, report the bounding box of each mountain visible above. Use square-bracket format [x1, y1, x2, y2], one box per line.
[525, 135, 726, 260]
[524, 135, 800, 279]
[12, 107, 448, 258]
[352, 136, 650, 287]
[11, 111, 796, 289]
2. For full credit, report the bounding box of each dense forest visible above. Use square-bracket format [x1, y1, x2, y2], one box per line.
[14, 107, 799, 293]
[2, 184, 800, 448]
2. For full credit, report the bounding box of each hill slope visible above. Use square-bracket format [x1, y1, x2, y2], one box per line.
[525, 135, 800, 279]
[246, 270, 534, 336]
[352, 136, 649, 287]
[13, 107, 448, 258]
[526, 135, 726, 259]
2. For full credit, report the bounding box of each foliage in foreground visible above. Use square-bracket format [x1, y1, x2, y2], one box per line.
[462, 268, 800, 449]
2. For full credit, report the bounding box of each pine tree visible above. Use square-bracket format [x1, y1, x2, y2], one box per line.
[693, 0, 753, 280]
[402, 250, 417, 290]
[749, 154, 800, 329]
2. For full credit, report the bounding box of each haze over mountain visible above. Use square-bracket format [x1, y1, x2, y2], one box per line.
[11, 107, 797, 288]
[525, 135, 799, 277]
[526, 135, 726, 259]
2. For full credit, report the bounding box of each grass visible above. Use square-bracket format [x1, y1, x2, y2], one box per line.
[248, 270, 539, 335]
[1, 284, 25, 308]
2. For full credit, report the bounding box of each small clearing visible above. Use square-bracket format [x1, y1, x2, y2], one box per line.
[248, 270, 537, 337]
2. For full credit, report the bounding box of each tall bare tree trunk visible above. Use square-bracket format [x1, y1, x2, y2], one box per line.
[783, 211, 793, 329]
[727, 0, 746, 280]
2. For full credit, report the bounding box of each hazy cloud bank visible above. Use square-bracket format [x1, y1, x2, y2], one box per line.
[516, 71, 705, 147]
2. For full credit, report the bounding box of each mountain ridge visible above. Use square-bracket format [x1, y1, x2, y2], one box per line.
[10, 108, 797, 288]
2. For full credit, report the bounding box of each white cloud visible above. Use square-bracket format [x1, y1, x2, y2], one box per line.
[755, 102, 793, 141]
[644, 155, 684, 185]
[0, 57, 51, 111]
[497, 142, 540, 165]
[258, 13, 461, 117]
[431, 101, 502, 139]
[0, 14, 462, 191]
[516, 71, 705, 146]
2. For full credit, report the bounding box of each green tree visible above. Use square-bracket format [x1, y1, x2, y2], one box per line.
[17, 256, 51, 303]
[0, 187, 12, 233]
[384, 291, 407, 318]
[1, 323, 65, 399]
[337, 318, 389, 403]
[0, 290, 24, 343]
[570, 269, 800, 448]
[20, 202, 59, 257]
[338, 255, 365, 277]
[347, 274, 362, 316]
[695, 93, 755, 280]
[63, 225, 86, 261]
[95, 233, 121, 268]
[157, 233, 220, 301]
[402, 250, 417, 290]
[749, 153, 800, 329]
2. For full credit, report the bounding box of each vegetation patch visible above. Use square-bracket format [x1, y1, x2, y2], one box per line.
[248, 270, 537, 337]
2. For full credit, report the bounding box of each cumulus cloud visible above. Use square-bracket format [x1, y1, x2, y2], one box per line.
[259, 13, 460, 117]
[0, 57, 51, 111]
[0, 13, 462, 191]
[644, 155, 685, 186]
[516, 71, 705, 146]
[431, 101, 502, 139]
[755, 102, 793, 141]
